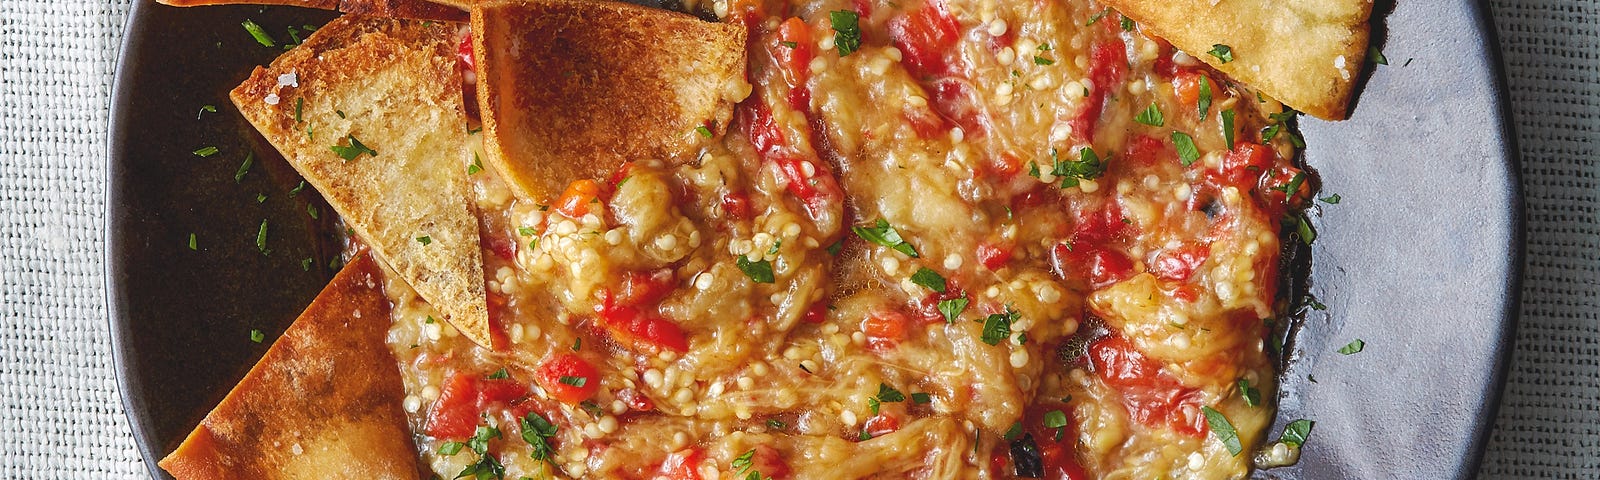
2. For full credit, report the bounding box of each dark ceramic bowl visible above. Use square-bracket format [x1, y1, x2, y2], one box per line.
[107, 0, 1521, 478]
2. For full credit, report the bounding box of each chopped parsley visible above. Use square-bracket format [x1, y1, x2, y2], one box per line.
[695, 125, 713, 139]
[1050, 147, 1107, 189]
[255, 219, 270, 255]
[416, 235, 432, 246]
[1270, 172, 1307, 196]
[1262, 110, 1305, 148]
[781, 41, 798, 49]
[458, 425, 506, 480]
[486, 368, 509, 380]
[980, 307, 1019, 346]
[1201, 406, 1243, 455]
[1279, 419, 1315, 447]
[852, 219, 918, 257]
[306, 204, 319, 220]
[1222, 109, 1237, 148]
[196, 105, 217, 120]
[1239, 378, 1261, 407]
[468, 153, 484, 175]
[1120, 16, 1135, 31]
[1003, 421, 1024, 441]
[936, 297, 969, 323]
[1288, 213, 1316, 245]
[910, 267, 946, 292]
[830, 11, 862, 57]
[330, 134, 377, 161]
[249, 329, 264, 343]
[241, 19, 276, 47]
[911, 392, 932, 404]
[192, 146, 219, 158]
[732, 449, 756, 475]
[1369, 46, 1388, 65]
[233, 152, 254, 182]
[1171, 131, 1200, 166]
[520, 412, 559, 462]
[256, 193, 267, 203]
[572, 338, 581, 351]
[736, 255, 775, 283]
[1033, 55, 1054, 66]
[1208, 44, 1234, 63]
[518, 226, 537, 237]
[293, 97, 304, 123]
[1085, 8, 1109, 25]
[1135, 103, 1164, 127]
[766, 419, 787, 429]
[558, 375, 587, 387]
[289, 180, 307, 196]
[301, 257, 313, 271]
[1338, 338, 1365, 355]
[1197, 75, 1214, 120]
[1320, 193, 1342, 204]
[868, 383, 906, 414]
[438, 441, 464, 456]
[187, 233, 197, 251]
[1043, 409, 1068, 440]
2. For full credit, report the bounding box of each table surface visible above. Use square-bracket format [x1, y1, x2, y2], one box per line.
[0, 0, 1593, 477]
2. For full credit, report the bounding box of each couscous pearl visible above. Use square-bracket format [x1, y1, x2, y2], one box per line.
[403, 395, 422, 413]
[421, 385, 440, 401]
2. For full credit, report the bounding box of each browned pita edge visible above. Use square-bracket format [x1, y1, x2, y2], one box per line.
[1103, 0, 1373, 120]
[157, 255, 422, 480]
[229, 15, 493, 347]
[155, 0, 467, 22]
[472, 0, 748, 202]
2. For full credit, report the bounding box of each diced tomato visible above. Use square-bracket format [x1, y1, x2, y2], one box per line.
[863, 413, 901, 437]
[773, 17, 816, 110]
[617, 387, 656, 412]
[851, 0, 873, 20]
[889, 1, 960, 78]
[746, 444, 792, 478]
[616, 270, 676, 307]
[1069, 40, 1127, 142]
[801, 300, 830, 324]
[1071, 202, 1136, 245]
[986, 152, 1024, 178]
[774, 156, 819, 201]
[1172, 70, 1212, 110]
[1087, 335, 1206, 436]
[861, 309, 909, 349]
[534, 354, 602, 404]
[1214, 141, 1275, 188]
[1021, 403, 1091, 480]
[595, 302, 691, 354]
[976, 242, 1013, 271]
[607, 162, 636, 187]
[1122, 135, 1173, 168]
[424, 373, 481, 440]
[476, 377, 529, 408]
[929, 78, 986, 137]
[1150, 244, 1211, 282]
[1049, 243, 1135, 289]
[722, 192, 753, 220]
[1151, 39, 1176, 77]
[743, 99, 784, 157]
[656, 448, 705, 480]
[554, 179, 603, 219]
[457, 29, 475, 72]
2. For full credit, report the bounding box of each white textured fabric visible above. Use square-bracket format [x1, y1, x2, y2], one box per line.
[0, 0, 1592, 478]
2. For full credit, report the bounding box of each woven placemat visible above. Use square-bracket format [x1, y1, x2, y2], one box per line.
[0, 0, 1590, 477]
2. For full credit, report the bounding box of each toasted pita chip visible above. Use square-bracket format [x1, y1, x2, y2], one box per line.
[1103, 0, 1372, 120]
[472, 0, 748, 201]
[156, 0, 467, 21]
[157, 255, 421, 480]
[230, 16, 493, 347]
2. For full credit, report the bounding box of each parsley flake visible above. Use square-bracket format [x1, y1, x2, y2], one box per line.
[196, 105, 217, 120]
[255, 219, 270, 255]
[1239, 378, 1261, 407]
[187, 233, 197, 251]
[1369, 46, 1388, 65]
[330, 134, 377, 161]
[234, 152, 254, 182]
[830, 11, 862, 57]
[468, 153, 484, 175]
[980, 308, 1019, 346]
[1202, 406, 1243, 455]
[249, 329, 264, 343]
[192, 146, 219, 158]
[911, 392, 932, 404]
[416, 235, 432, 246]
[1320, 194, 1342, 204]
[1135, 103, 1164, 127]
[486, 368, 509, 380]
[1208, 44, 1234, 63]
[1198, 75, 1214, 120]
[910, 267, 946, 292]
[1171, 132, 1200, 166]
[242, 19, 276, 47]
[1050, 147, 1107, 189]
[695, 125, 713, 139]
[520, 412, 559, 461]
[736, 255, 775, 283]
[1338, 338, 1365, 355]
[1279, 419, 1314, 447]
[558, 376, 587, 387]
[852, 219, 918, 257]
[937, 297, 969, 323]
[1222, 109, 1237, 148]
